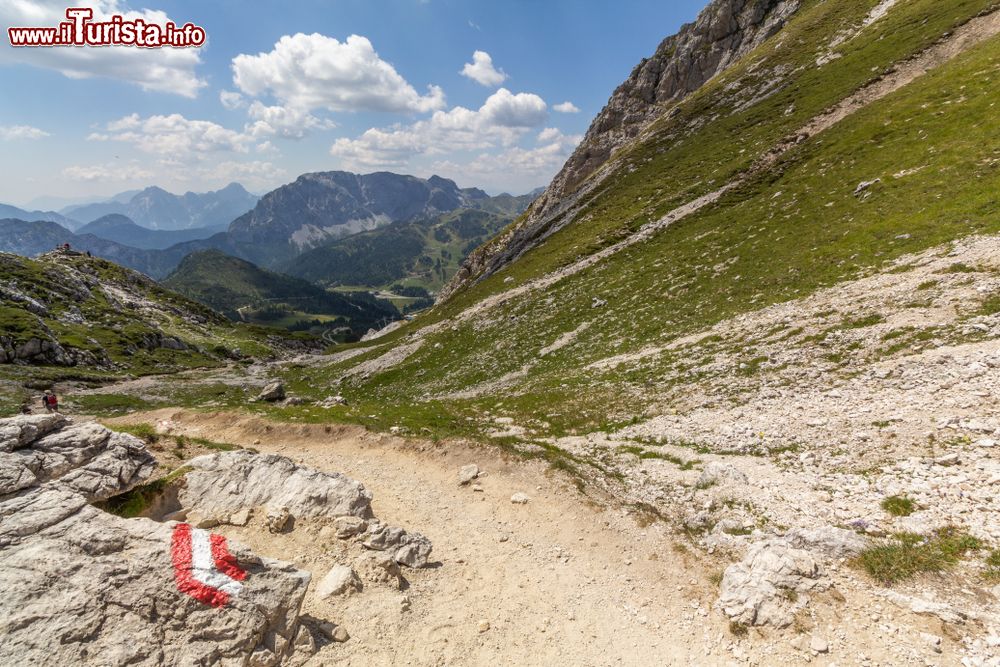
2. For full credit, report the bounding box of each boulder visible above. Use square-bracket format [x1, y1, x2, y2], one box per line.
[180, 450, 374, 521]
[363, 521, 434, 568]
[717, 541, 823, 627]
[353, 551, 403, 589]
[696, 462, 748, 488]
[0, 417, 155, 501]
[334, 515, 368, 539]
[179, 451, 433, 568]
[266, 506, 292, 534]
[315, 566, 362, 599]
[257, 382, 286, 402]
[783, 526, 868, 558]
[0, 416, 315, 666]
[458, 464, 480, 485]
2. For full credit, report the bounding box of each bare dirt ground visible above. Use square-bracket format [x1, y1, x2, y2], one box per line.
[105, 409, 973, 666]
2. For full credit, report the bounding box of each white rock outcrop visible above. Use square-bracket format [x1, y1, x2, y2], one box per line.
[717, 541, 823, 627]
[0, 415, 315, 666]
[180, 449, 375, 522]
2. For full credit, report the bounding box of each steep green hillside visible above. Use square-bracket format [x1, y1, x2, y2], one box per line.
[272, 0, 1000, 440]
[0, 251, 306, 378]
[163, 250, 398, 336]
[282, 209, 514, 293]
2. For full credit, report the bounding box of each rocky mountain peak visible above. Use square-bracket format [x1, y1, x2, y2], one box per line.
[540, 0, 800, 211]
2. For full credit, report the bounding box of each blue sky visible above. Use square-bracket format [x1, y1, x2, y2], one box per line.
[0, 0, 706, 207]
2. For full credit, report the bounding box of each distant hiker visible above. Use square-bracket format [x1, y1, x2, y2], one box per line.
[42, 391, 58, 412]
[85, 251, 92, 257]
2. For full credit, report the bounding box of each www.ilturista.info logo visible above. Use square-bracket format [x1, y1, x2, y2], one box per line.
[7, 7, 205, 48]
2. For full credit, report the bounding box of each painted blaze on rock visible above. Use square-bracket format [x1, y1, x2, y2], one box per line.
[171, 522, 248, 608]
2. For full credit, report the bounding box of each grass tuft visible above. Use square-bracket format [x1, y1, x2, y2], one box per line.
[855, 526, 981, 584]
[880, 495, 916, 517]
[985, 549, 1000, 582]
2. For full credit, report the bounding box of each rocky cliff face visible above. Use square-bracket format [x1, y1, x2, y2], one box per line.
[441, 0, 800, 300]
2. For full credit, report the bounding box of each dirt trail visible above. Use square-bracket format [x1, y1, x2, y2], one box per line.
[112, 410, 720, 666]
[104, 409, 954, 667]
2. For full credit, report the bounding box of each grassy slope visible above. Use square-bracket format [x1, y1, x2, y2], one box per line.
[0, 252, 300, 383]
[163, 249, 398, 333]
[283, 209, 511, 293]
[260, 0, 1000, 443]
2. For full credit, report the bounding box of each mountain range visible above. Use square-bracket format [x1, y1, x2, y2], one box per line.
[210, 171, 522, 268]
[76, 214, 226, 250]
[0, 203, 82, 231]
[63, 183, 259, 230]
[0, 172, 537, 288]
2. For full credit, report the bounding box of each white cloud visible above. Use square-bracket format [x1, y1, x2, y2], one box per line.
[553, 101, 580, 113]
[220, 90, 246, 110]
[0, 0, 205, 97]
[62, 161, 154, 182]
[203, 160, 286, 188]
[460, 50, 507, 87]
[244, 102, 335, 139]
[232, 33, 445, 114]
[0, 125, 49, 140]
[89, 113, 253, 156]
[429, 128, 581, 193]
[479, 88, 547, 127]
[329, 88, 547, 169]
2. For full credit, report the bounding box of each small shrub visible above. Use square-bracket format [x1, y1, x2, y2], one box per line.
[881, 495, 916, 517]
[729, 621, 748, 637]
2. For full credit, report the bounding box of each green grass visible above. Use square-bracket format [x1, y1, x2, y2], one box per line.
[95, 465, 192, 518]
[881, 495, 916, 517]
[843, 313, 885, 329]
[978, 293, 1000, 316]
[855, 527, 982, 584]
[114, 422, 158, 443]
[72, 393, 157, 415]
[938, 261, 978, 274]
[986, 549, 1000, 581]
[617, 444, 701, 470]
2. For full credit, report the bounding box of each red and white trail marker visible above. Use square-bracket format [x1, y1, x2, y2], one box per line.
[171, 523, 247, 608]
